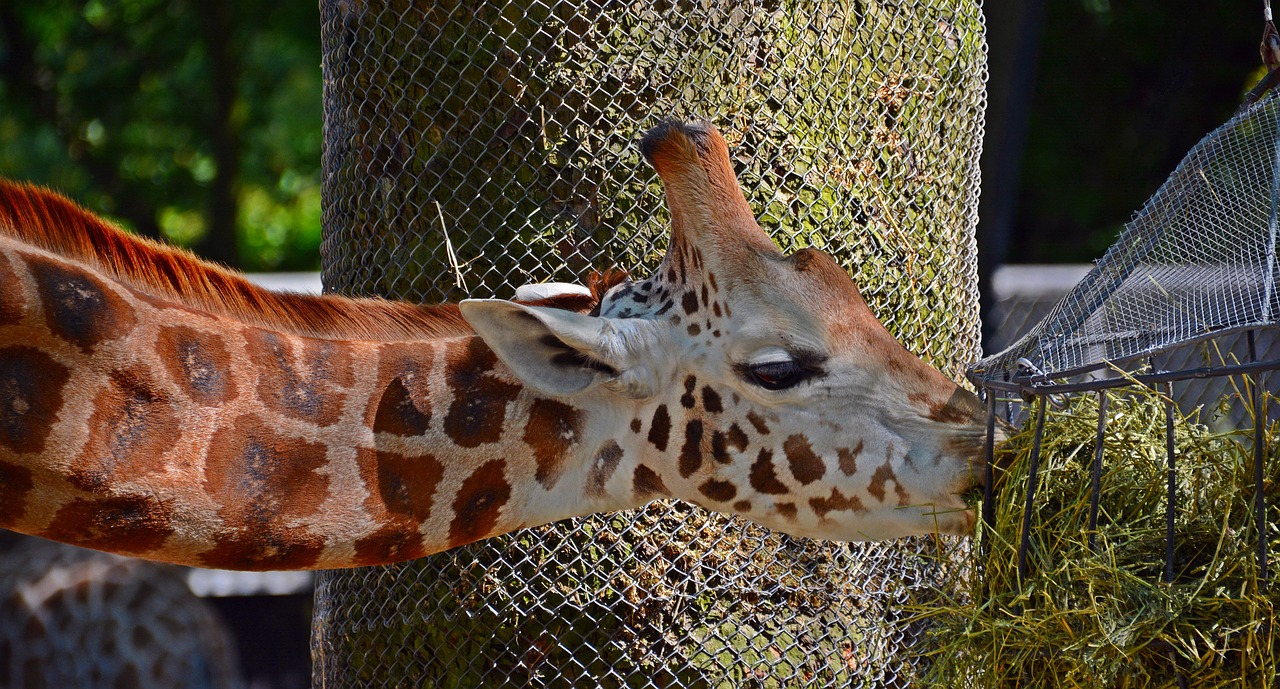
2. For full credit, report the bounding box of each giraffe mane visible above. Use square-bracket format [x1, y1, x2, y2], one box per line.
[0, 180, 625, 341]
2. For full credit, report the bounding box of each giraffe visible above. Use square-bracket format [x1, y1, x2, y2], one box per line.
[0, 121, 998, 572]
[0, 531, 243, 689]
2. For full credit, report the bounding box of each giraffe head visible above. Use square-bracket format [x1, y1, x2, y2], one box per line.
[461, 121, 994, 541]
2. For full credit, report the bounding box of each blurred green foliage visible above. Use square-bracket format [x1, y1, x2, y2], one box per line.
[0, 0, 321, 271]
[2, 1, 1271, 274]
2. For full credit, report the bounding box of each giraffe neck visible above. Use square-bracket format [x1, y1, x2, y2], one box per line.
[0, 234, 639, 571]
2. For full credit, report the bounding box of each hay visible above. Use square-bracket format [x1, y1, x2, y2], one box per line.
[918, 381, 1278, 688]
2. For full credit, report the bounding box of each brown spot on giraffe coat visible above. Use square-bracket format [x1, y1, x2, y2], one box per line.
[725, 424, 749, 452]
[680, 376, 697, 409]
[245, 329, 347, 427]
[698, 478, 737, 502]
[749, 449, 789, 495]
[352, 447, 444, 564]
[368, 342, 433, 434]
[23, 251, 135, 352]
[647, 405, 671, 452]
[0, 460, 34, 527]
[838, 440, 865, 477]
[710, 431, 732, 464]
[869, 461, 911, 506]
[356, 448, 444, 522]
[586, 440, 624, 498]
[783, 435, 824, 485]
[0, 345, 71, 454]
[442, 338, 520, 448]
[372, 378, 432, 436]
[700, 387, 722, 413]
[42, 495, 176, 557]
[200, 414, 330, 568]
[156, 326, 236, 405]
[448, 460, 512, 548]
[71, 368, 180, 491]
[633, 465, 669, 499]
[524, 398, 584, 489]
[678, 419, 704, 477]
[200, 532, 326, 571]
[809, 488, 865, 519]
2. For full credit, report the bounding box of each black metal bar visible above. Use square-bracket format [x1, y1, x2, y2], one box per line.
[1165, 382, 1177, 585]
[983, 393, 997, 536]
[1088, 391, 1109, 553]
[980, 392, 997, 594]
[977, 354, 1280, 396]
[968, 324, 1280, 386]
[1250, 331, 1270, 588]
[1017, 396, 1048, 587]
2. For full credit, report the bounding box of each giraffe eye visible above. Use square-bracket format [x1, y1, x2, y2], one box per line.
[744, 360, 812, 390]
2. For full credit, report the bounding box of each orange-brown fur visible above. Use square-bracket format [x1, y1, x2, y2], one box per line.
[0, 180, 625, 339]
[0, 178, 633, 570]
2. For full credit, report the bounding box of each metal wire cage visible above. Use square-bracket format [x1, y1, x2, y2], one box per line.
[965, 87, 1280, 686]
[313, 1, 988, 686]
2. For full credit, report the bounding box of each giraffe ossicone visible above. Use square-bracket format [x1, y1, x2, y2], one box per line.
[0, 121, 999, 572]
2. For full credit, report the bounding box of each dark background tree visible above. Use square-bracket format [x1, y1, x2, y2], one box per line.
[983, 1, 1262, 266]
[0, 0, 321, 271]
[978, 0, 1261, 348]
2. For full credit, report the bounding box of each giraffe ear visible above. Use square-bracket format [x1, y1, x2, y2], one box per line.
[459, 299, 654, 398]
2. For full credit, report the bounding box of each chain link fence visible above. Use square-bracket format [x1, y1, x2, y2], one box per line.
[313, 1, 987, 685]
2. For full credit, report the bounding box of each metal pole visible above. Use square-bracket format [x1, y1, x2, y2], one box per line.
[1017, 396, 1048, 587]
[1164, 382, 1177, 586]
[1250, 331, 1270, 587]
[1088, 391, 1109, 553]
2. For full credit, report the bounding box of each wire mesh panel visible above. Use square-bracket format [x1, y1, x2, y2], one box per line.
[314, 1, 987, 686]
[987, 265, 1279, 427]
[975, 90, 1280, 385]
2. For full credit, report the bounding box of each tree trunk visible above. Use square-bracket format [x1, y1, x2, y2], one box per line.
[314, 1, 987, 685]
[194, 0, 242, 267]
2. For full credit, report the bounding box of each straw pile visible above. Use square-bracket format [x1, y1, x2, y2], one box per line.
[918, 383, 1278, 688]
